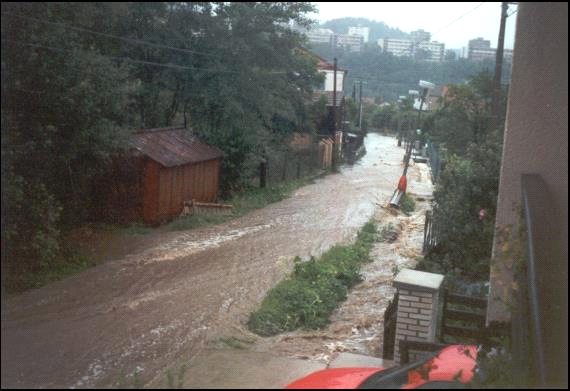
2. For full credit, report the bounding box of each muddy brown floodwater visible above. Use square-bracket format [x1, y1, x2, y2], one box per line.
[1, 133, 433, 388]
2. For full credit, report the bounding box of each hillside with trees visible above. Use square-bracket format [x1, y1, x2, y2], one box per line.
[319, 16, 409, 42]
[307, 17, 511, 102]
[310, 42, 511, 102]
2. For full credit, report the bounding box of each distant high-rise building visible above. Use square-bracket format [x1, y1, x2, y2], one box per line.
[378, 38, 414, 57]
[467, 37, 514, 62]
[416, 41, 445, 62]
[335, 34, 364, 52]
[306, 28, 334, 45]
[348, 26, 370, 43]
[306, 28, 364, 52]
[468, 37, 491, 50]
[411, 29, 431, 44]
[379, 31, 444, 62]
[468, 37, 494, 60]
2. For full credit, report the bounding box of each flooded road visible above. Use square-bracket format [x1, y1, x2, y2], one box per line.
[1, 133, 433, 388]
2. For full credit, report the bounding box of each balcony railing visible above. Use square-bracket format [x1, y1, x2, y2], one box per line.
[514, 173, 567, 387]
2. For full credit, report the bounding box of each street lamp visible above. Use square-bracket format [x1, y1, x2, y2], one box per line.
[397, 95, 407, 147]
[404, 80, 434, 174]
[390, 80, 434, 208]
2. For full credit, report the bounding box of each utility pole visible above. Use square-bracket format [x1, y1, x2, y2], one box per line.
[332, 57, 338, 172]
[491, 2, 509, 131]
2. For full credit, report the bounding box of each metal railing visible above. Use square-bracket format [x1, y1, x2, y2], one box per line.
[514, 173, 566, 387]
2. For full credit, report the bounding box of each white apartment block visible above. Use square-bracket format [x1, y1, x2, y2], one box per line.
[335, 34, 364, 52]
[416, 41, 445, 62]
[306, 28, 363, 52]
[348, 26, 370, 43]
[306, 28, 334, 45]
[379, 37, 445, 62]
[468, 47, 514, 63]
[378, 38, 414, 57]
[410, 29, 431, 44]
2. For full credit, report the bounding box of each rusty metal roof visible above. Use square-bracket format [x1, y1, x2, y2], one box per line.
[130, 128, 224, 167]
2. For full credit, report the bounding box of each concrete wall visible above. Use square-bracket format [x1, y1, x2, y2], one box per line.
[487, 2, 568, 323]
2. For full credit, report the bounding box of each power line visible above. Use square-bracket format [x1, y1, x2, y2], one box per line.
[430, 3, 486, 42]
[2, 11, 224, 59]
[1, 38, 272, 75]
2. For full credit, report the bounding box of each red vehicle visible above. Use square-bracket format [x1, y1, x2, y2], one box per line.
[285, 344, 478, 389]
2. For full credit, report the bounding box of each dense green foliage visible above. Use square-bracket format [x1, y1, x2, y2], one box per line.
[1, 2, 324, 289]
[247, 220, 378, 336]
[416, 71, 505, 281]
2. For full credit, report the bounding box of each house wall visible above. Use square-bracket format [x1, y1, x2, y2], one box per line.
[143, 159, 161, 223]
[143, 158, 222, 224]
[487, 2, 568, 324]
[486, 6, 567, 384]
[321, 69, 345, 92]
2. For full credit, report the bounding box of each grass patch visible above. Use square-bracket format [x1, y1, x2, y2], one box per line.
[400, 193, 416, 213]
[2, 247, 98, 297]
[246, 219, 378, 336]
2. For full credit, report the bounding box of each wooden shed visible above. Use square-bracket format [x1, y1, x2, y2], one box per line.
[130, 128, 224, 224]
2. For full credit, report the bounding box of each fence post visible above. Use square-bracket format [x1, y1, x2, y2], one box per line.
[383, 291, 399, 360]
[423, 210, 430, 253]
[392, 269, 445, 365]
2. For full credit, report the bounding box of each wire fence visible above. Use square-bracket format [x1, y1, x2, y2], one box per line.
[426, 140, 442, 184]
[250, 144, 325, 188]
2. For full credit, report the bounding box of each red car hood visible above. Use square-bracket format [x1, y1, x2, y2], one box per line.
[286, 367, 383, 389]
[285, 345, 478, 389]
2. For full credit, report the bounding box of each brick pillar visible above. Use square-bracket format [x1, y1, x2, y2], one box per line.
[392, 268, 444, 364]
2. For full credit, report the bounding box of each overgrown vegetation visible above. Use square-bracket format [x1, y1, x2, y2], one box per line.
[400, 193, 416, 214]
[247, 220, 378, 336]
[414, 71, 505, 281]
[1, 2, 325, 292]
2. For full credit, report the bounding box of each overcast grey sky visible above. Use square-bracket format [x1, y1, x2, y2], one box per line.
[309, 2, 517, 50]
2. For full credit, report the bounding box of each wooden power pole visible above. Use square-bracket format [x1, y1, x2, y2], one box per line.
[332, 57, 338, 172]
[491, 2, 509, 131]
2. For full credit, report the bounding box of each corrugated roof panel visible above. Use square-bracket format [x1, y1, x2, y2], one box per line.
[130, 128, 224, 167]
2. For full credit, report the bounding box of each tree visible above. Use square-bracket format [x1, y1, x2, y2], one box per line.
[418, 71, 506, 281]
[424, 128, 503, 280]
[426, 70, 495, 155]
[414, 48, 431, 61]
[2, 3, 132, 282]
[445, 49, 457, 62]
[1, 2, 327, 286]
